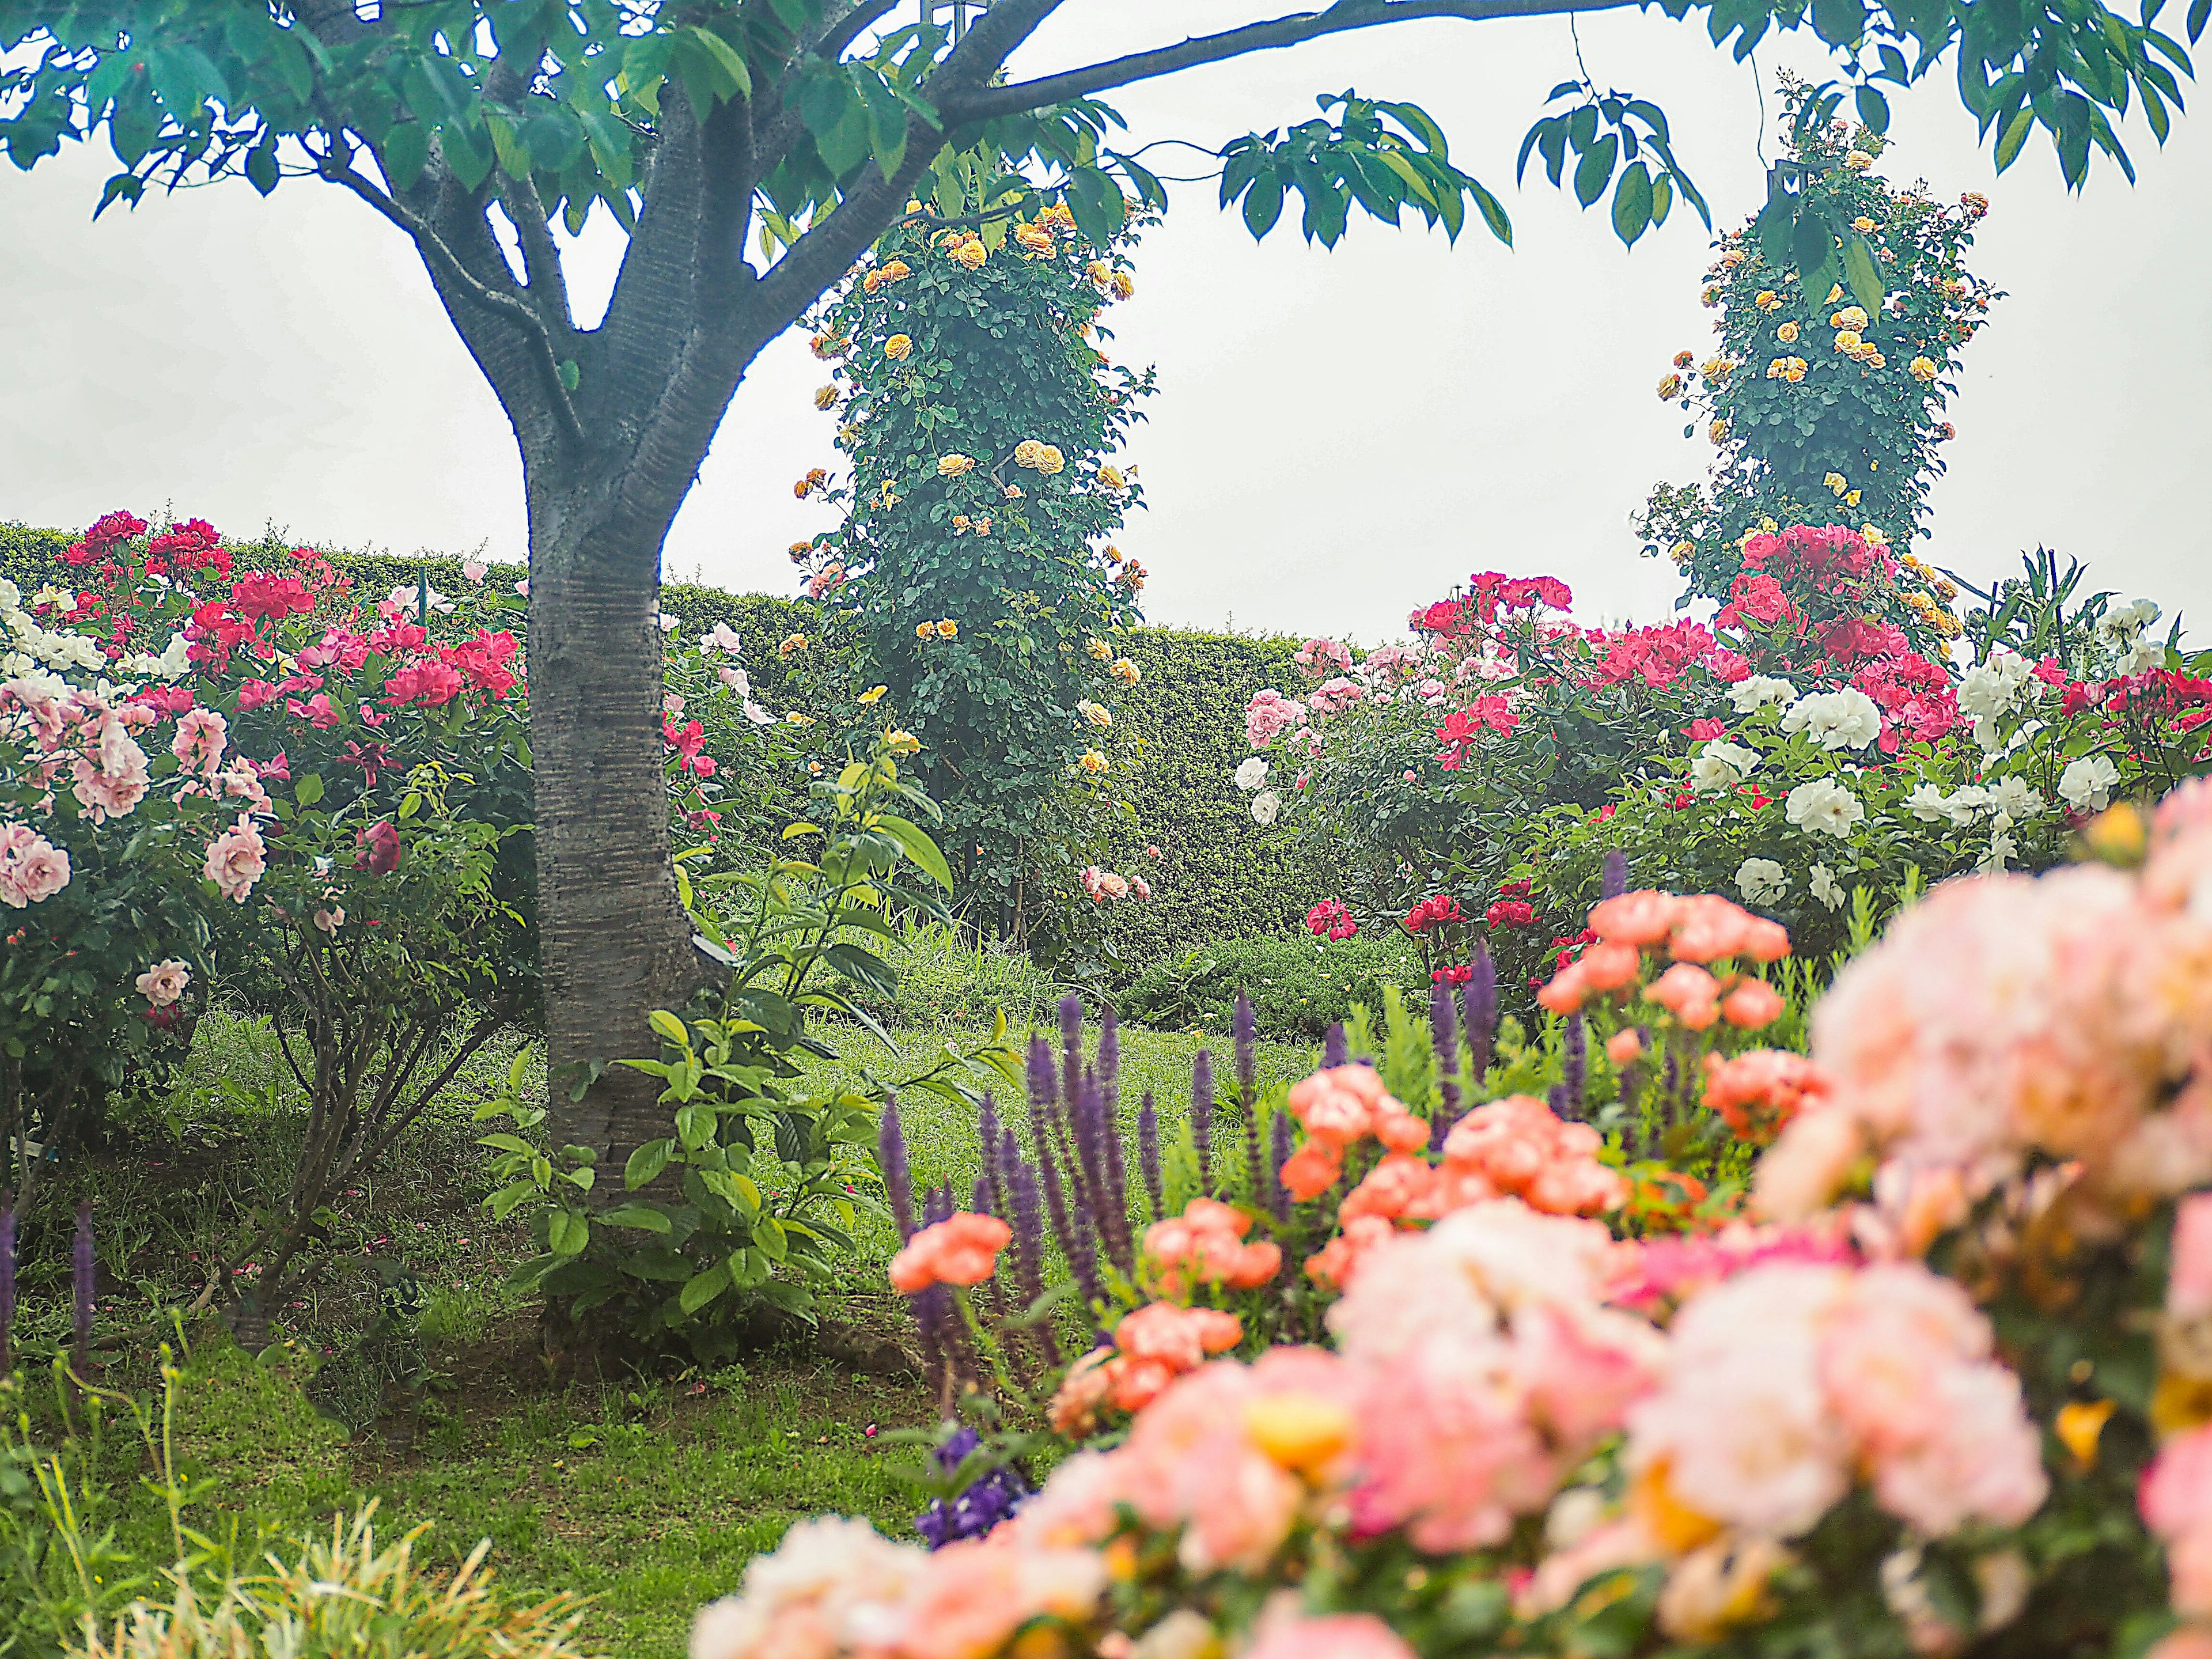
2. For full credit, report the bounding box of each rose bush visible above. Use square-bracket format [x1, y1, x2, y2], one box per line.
[690, 796, 2212, 1659]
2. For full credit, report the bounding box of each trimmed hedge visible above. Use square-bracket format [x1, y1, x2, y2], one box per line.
[2, 519, 1340, 975]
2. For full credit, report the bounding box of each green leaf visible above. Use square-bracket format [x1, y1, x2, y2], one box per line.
[624, 1138, 674, 1189]
[596, 1202, 673, 1233]
[293, 773, 324, 806]
[547, 1209, 590, 1257]
[244, 139, 279, 197]
[1611, 160, 1653, 247]
[1573, 131, 1618, 207]
[754, 1215, 789, 1262]
[649, 1009, 691, 1046]
[677, 1260, 733, 1316]
[683, 25, 754, 101]
[874, 815, 953, 890]
[1842, 231, 1884, 312]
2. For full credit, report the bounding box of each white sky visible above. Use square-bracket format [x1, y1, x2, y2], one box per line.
[2, 5, 2206, 643]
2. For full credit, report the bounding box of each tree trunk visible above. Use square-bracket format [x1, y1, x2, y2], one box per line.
[527, 471, 704, 1170]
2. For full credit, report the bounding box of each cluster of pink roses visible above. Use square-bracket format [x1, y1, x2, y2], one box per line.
[0, 820, 70, 908]
[1078, 865, 1152, 903]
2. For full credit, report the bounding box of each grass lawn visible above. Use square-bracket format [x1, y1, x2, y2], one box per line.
[11, 1002, 1320, 1658]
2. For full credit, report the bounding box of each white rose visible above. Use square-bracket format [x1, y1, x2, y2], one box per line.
[2098, 597, 2160, 644]
[1736, 857, 1790, 907]
[1987, 776, 2044, 820]
[1250, 789, 1281, 827]
[1944, 785, 1992, 825]
[1234, 756, 1270, 792]
[1728, 675, 1797, 714]
[1957, 649, 2034, 719]
[1690, 741, 1762, 793]
[1785, 778, 1866, 839]
[2118, 635, 2165, 675]
[0, 578, 18, 612]
[1980, 828, 2019, 872]
[1904, 782, 1952, 823]
[1809, 863, 1847, 911]
[2058, 753, 2120, 812]
[1780, 688, 1883, 752]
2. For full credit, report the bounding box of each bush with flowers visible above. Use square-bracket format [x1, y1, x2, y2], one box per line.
[793, 152, 1156, 971]
[691, 794, 2212, 1659]
[1638, 77, 2002, 605]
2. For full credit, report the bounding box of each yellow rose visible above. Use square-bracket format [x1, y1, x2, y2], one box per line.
[1824, 472, 1847, 494]
[813, 385, 839, 410]
[778, 633, 808, 657]
[1783, 358, 1806, 382]
[884, 728, 922, 756]
[1101, 544, 1123, 565]
[1851, 215, 1877, 233]
[861, 269, 882, 294]
[915, 621, 935, 641]
[1078, 749, 1108, 775]
[1766, 358, 1787, 379]
[1775, 321, 1800, 344]
[880, 259, 911, 284]
[1013, 438, 1043, 469]
[1014, 222, 1055, 252]
[1829, 306, 1868, 331]
[884, 334, 912, 361]
[1035, 444, 1065, 475]
[1701, 285, 1724, 307]
[936, 619, 959, 639]
[973, 516, 991, 535]
[1110, 271, 1134, 300]
[1079, 700, 1113, 729]
[1709, 418, 1729, 444]
[1844, 150, 1873, 170]
[1112, 657, 1141, 686]
[858, 685, 888, 706]
[950, 514, 971, 533]
[1861, 524, 1888, 545]
[954, 239, 987, 269]
[937, 453, 976, 477]
[1755, 289, 1779, 309]
[1657, 373, 1684, 400]
[1669, 538, 1696, 564]
[1825, 283, 1844, 304]
[786, 711, 815, 726]
[1844, 489, 1861, 506]
[1086, 637, 1113, 661]
[1865, 351, 1887, 369]
[1097, 465, 1126, 491]
[1909, 355, 1940, 383]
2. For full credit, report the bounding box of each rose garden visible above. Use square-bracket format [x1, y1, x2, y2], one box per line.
[3, 5, 2211, 1659]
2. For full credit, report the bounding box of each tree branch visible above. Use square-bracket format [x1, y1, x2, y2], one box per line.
[943, 0, 1642, 123]
[316, 146, 588, 449]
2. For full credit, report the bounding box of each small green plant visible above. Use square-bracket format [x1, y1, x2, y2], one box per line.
[478, 737, 1020, 1362]
[77, 1505, 592, 1659]
[1119, 932, 1423, 1040]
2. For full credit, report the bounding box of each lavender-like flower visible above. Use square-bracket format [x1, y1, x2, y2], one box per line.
[1137, 1092, 1164, 1220]
[1602, 849, 1630, 900]
[1059, 992, 1085, 1133]
[1462, 945, 1498, 1082]
[1233, 991, 1258, 1108]
[914, 1425, 1032, 1550]
[1323, 1022, 1348, 1069]
[1267, 1109, 1293, 1220]
[880, 1096, 917, 1241]
[977, 1095, 1005, 1219]
[1428, 982, 1461, 1152]
[73, 1199, 94, 1376]
[971, 1175, 993, 1216]
[1010, 1163, 1059, 1366]
[1099, 1005, 1121, 1106]
[0, 1194, 14, 1376]
[1026, 1037, 1079, 1266]
[1190, 1050, 1214, 1197]
[1081, 1067, 1134, 1275]
[1558, 1013, 1589, 1121]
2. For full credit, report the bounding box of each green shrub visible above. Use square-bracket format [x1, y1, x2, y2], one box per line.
[831, 922, 1062, 1032]
[1118, 929, 1425, 1041]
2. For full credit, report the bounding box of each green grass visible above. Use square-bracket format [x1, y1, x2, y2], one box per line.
[12, 1001, 1323, 1659]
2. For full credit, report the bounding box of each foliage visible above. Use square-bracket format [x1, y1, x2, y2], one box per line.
[1638, 80, 2002, 604]
[477, 736, 1020, 1363]
[828, 921, 1063, 1034]
[800, 176, 1154, 967]
[1119, 932, 1425, 1043]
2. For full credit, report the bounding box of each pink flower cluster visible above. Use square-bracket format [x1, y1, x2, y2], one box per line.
[1050, 1301, 1244, 1431]
[887, 1211, 1009, 1294]
[0, 821, 70, 908]
[1305, 899, 1356, 941]
[1141, 1196, 1281, 1297]
[1759, 786, 2212, 1234]
[1627, 1259, 2047, 1540]
[1080, 865, 1151, 903]
[2143, 1424, 2212, 1622]
[1293, 637, 1354, 679]
[1244, 688, 1308, 749]
[1537, 892, 1789, 1021]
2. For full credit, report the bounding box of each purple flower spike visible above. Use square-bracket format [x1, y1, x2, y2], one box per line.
[1267, 1109, 1293, 1219]
[1602, 849, 1629, 900]
[1026, 1033, 1057, 1114]
[1137, 1092, 1164, 1220]
[1462, 945, 1497, 1083]
[1323, 1022, 1348, 1069]
[1233, 992, 1258, 1108]
[1429, 981, 1461, 1152]
[1099, 1005, 1121, 1106]
[1059, 993, 1085, 1130]
[971, 1175, 993, 1216]
[1559, 1012, 1589, 1120]
[1190, 1050, 1215, 1198]
[73, 1199, 94, 1375]
[880, 1096, 917, 1241]
[978, 1096, 1006, 1219]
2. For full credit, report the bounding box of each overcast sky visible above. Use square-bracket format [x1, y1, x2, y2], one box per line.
[2, 6, 2206, 645]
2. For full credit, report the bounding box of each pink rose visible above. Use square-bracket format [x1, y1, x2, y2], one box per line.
[2172, 1192, 2212, 1323]
[203, 820, 267, 904]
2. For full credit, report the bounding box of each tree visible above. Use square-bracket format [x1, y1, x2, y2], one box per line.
[0, 0, 2194, 1175]
[807, 167, 1152, 954]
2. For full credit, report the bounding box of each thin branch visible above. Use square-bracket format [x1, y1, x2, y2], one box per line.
[943, 0, 1643, 123]
[316, 148, 589, 449]
[494, 172, 579, 341]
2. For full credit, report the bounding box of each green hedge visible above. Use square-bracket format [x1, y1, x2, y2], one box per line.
[2, 519, 1343, 975]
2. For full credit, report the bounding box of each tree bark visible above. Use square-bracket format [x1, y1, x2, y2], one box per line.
[525, 467, 706, 1168]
